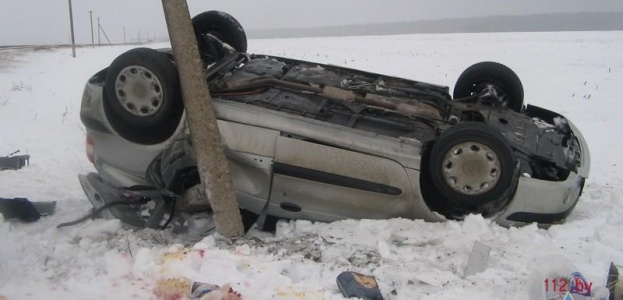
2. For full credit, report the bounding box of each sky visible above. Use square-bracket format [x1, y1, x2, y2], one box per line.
[1, 0, 623, 45]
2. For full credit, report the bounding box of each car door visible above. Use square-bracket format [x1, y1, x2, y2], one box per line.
[267, 135, 415, 222]
[217, 120, 279, 213]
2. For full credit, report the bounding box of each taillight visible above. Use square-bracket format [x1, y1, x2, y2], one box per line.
[86, 136, 95, 164]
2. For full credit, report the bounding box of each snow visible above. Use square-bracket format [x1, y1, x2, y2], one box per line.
[1, 31, 622, 299]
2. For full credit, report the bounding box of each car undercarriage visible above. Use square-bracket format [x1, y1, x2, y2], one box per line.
[209, 52, 582, 183]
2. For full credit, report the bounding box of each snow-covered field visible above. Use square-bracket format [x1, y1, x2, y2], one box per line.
[0, 31, 622, 299]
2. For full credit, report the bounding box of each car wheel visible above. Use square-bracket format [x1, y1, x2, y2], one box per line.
[429, 122, 515, 206]
[192, 11, 247, 53]
[453, 62, 524, 112]
[104, 48, 183, 144]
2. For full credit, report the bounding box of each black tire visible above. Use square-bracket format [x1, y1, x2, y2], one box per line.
[192, 11, 247, 53]
[104, 48, 183, 145]
[429, 122, 515, 206]
[453, 62, 524, 112]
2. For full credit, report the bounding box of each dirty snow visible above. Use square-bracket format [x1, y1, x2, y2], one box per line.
[0, 31, 622, 299]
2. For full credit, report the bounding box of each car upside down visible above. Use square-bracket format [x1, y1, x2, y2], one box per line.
[77, 11, 589, 232]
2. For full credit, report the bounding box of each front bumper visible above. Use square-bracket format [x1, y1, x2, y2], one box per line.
[494, 120, 590, 227]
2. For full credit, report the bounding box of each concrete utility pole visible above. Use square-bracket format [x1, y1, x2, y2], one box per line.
[161, 0, 244, 237]
[97, 17, 101, 45]
[67, 0, 76, 57]
[89, 11, 94, 46]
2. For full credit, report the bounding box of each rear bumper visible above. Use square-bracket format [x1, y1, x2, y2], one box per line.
[495, 120, 590, 227]
[78, 173, 169, 228]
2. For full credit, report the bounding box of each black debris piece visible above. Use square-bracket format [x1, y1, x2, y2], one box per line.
[0, 151, 30, 170]
[0, 198, 56, 222]
[336, 271, 384, 300]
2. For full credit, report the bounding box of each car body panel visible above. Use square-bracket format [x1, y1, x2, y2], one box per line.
[227, 151, 274, 213]
[218, 120, 279, 157]
[213, 100, 424, 169]
[494, 120, 590, 226]
[218, 120, 279, 210]
[81, 82, 185, 187]
[90, 129, 162, 186]
[269, 136, 415, 221]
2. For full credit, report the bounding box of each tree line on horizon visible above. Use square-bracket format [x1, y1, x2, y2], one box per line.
[248, 11, 623, 38]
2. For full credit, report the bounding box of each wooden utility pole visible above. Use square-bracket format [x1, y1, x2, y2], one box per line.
[161, 0, 244, 237]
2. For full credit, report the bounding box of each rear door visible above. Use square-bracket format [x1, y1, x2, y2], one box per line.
[218, 120, 279, 213]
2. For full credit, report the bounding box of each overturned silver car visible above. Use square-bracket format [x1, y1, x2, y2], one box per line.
[78, 11, 589, 231]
